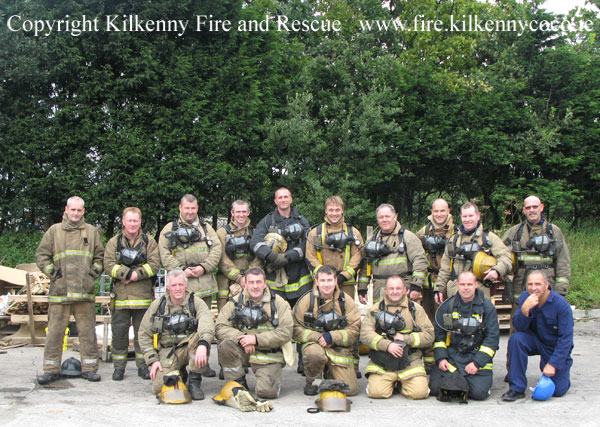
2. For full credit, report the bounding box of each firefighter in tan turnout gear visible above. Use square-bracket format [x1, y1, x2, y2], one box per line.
[361, 276, 433, 399]
[358, 204, 428, 304]
[158, 194, 222, 308]
[216, 267, 293, 399]
[216, 200, 257, 312]
[35, 196, 104, 384]
[502, 195, 571, 320]
[104, 207, 160, 381]
[434, 202, 513, 304]
[139, 269, 215, 400]
[293, 266, 361, 396]
[305, 195, 364, 299]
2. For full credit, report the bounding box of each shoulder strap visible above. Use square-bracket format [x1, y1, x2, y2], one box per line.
[224, 224, 232, 234]
[188, 293, 197, 318]
[546, 221, 555, 239]
[482, 230, 492, 249]
[514, 221, 526, 243]
[408, 300, 417, 323]
[116, 233, 124, 253]
[338, 291, 346, 316]
[448, 232, 460, 257]
[425, 222, 433, 237]
[157, 295, 167, 316]
[270, 293, 279, 327]
[308, 290, 316, 316]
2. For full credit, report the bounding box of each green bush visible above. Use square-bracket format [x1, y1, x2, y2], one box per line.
[0, 231, 43, 267]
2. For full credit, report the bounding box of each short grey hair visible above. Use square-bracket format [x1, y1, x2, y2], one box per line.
[376, 203, 396, 215]
[166, 269, 188, 287]
[66, 196, 84, 207]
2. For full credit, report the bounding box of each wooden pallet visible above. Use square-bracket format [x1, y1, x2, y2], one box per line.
[492, 284, 513, 331]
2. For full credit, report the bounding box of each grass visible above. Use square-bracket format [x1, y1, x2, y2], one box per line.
[563, 223, 600, 309]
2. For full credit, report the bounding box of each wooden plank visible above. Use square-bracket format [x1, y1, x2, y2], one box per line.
[10, 314, 110, 323]
[7, 295, 111, 304]
[25, 273, 38, 344]
[0, 265, 27, 287]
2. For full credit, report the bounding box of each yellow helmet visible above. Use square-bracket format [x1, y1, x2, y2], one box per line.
[264, 232, 287, 254]
[315, 390, 351, 412]
[158, 378, 191, 404]
[212, 381, 246, 408]
[472, 252, 498, 280]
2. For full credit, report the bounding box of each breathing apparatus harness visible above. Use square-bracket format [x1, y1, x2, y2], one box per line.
[266, 213, 306, 245]
[116, 233, 149, 267]
[311, 223, 361, 255]
[368, 299, 421, 370]
[224, 224, 254, 260]
[364, 228, 413, 280]
[229, 291, 279, 330]
[446, 229, 493, 286]
[435, 295, 485, 355]
[511, 220, 559, 271]
[165, 218, 212, 250]
[302, 289, 348, 332]
[421, 222, 457, 256]
[151, 294, 199, 355]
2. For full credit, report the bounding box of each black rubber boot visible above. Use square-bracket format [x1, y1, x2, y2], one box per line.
[37, 372, 60, 385]
[203, 364, 216, 378]
[235, 376, 249, 390]
[188, 372, 204, 400]
[296, 343, 305, 376]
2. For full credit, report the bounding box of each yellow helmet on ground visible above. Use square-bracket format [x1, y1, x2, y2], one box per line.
[472, 252, 498, 280]
[213, 381, 246, 408]
[158, 378, 191, 404]
[264, 232, 287, 253]
[315, 390, 352, 412]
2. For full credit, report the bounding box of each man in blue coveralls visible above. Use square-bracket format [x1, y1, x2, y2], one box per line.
[502, 270, 574, 401]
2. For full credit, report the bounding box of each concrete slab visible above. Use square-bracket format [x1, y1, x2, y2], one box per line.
[1, 318, 599, 426]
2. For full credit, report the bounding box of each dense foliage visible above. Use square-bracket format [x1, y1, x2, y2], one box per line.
[1, 0, 599, 235]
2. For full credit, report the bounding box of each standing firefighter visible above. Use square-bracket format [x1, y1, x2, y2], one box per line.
[35, 196, 104, 384]
[138, 270, 215, 401]
[250, 187, 312, 372]
[361, 276, 433, 400]
[216, 200, 257, 311]
[305, 195, 364, 300]
[358, 204, 428, 304]
[216, 267, 293, 399]
[502, 195, 570, 319]
[104, 207, 160, 381]
[250, 187, 312, 304]
[434, 202, 512, 303]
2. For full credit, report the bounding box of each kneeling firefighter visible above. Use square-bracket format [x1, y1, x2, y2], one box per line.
[360, 275, 434, 400]
[429, 271, 500, 401]
[293, 266, 361, 397]
[215, 267, 294, 400]
[138, 270, 215, 402]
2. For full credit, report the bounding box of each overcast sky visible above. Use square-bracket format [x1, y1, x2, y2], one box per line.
[542, 0, 592, 15]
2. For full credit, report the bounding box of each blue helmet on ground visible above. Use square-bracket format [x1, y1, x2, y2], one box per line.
[532, 375, 555, 401]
